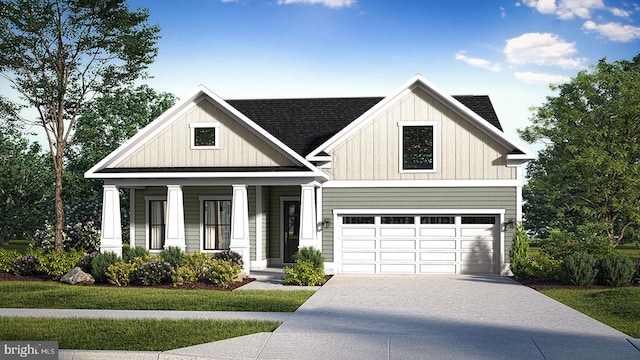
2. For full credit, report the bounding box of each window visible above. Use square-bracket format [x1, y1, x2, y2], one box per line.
[202, 199, 232, 250]
[342, 216, 375, 224]
[381, 216, 415, 224]
[421, 216, 455, 224]
[461, 216, 496, 224]
[149, 200, 166, 250]
[190, 123, 220, 149]
[399, 122, 437, 172]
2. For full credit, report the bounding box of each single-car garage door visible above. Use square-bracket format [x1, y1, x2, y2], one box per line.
[336, 214, 499, 274]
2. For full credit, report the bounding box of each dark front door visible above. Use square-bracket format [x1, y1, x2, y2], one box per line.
[283, 200, 301, 263]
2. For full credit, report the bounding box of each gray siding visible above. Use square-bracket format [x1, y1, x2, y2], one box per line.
[267, 186, 300, 261]
[322, 187, 517, 262]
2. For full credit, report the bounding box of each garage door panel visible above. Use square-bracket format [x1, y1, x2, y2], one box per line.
[420, 264, 457, 274]
[380, 239, 415, 249]
[380, 228, 415, 237]
[461, 239, 494, 249]
[420, 240, 456, 249]
[461, 228, 494, 237]
[420, 228, 456, 237]
[342, 264, 377, 273]
[342, 239, 376, 249]
[380, 264, 416, 273]
[420, 252, 456, 261]
[461, 263, 494, 274]
[461, 252, 493, 262]
[341, 228, 376, 237]
[342, 252, 376, 261]
[380, 252, 416, 261]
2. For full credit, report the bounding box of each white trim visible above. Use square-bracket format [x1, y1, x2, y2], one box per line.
[198, 196, 233, 252]
[144, 195, 167, 252]
[190, 122, 220, 150]
[280, 196, 300, 264]
[322, 180, 521, 188]
[255, 185, 263, 262]
[397, 121, 438, 174]
[316, 187, 323, 247]
[516, 166, 524, 222]
[87, 171, 325, 180]
[129, 188, 136, 247]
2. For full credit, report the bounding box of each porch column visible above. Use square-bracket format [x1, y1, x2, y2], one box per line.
[100, 185, 122, 257]
[165, 185, 186, 251]
[230, 184, 251, 275]
[298, 183, 320, 250]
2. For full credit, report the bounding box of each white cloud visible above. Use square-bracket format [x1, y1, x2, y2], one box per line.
[455, 51, 502, 72]
[582, 20, 640, 42]
[504, 33, 584, 69]
[523, 0, 604, 19]
[514, 71, 571, 84]
[609, 7, 631, 18]
[277, 0, 355, 8]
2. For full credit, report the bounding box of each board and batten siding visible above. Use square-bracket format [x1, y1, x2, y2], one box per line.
[114, 99, 296, 168]
[321, 187, 518, 263]
[325, 88, 517, 181]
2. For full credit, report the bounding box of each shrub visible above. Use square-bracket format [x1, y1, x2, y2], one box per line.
[106, 261, 138, 287]
[560, 252, 598, 286]
[514, 253, 561, 280]
[597, 252, 635, 287]
[212, 250, 244, 267]
[32, 221, 100, 253]
[635, 260, 640, 284]
[13, 254, 39, 276]
[91, 252, 120, 283]
[136, 261, 173, 286]
[36, 250, 83, 278]
[540, 225, 612, 261]
[0, 249, 19, 273]
[509, 223, 530, 275]
[207, 259, 242, 288]
[122, 245, 150, 263]
[159, 246, 184, 268]
[291, 247, 325, 270]
[77, 251, 99, 273]
[182, 252, 216, 280]
[283, 260, 326, 286]
[172, 265, 198, 286]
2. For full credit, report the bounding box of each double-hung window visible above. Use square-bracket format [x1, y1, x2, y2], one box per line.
[399, 122, 437, 172]
[201, 198, 232, 250]
[148, 199, 167, 250]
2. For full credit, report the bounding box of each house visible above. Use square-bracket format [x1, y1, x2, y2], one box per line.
[85, 75, 534, 275]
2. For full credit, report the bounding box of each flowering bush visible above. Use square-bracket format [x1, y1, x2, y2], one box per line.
[182, 252, 217, 280]
[136, 261, 173, 286]
[212, 250, 244, 267]
[77, 251, 99, 273]
[32, 221, 100, 253]
[13, 254, 39, 276]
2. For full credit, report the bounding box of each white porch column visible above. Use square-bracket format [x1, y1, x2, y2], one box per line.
[165, 185, 186, 251]
[100, 185, 122, 257]
[298, 183, 320, 250]
[230, 184, 251, 275]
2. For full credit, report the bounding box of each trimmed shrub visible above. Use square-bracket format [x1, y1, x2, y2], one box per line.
[13, 254, 39, 276]
[514, 253, 561, 280]
[106, 261, 138, 287]
[207, 259, 242, 288]
[36, 250, 83, 278]
[159, 246, 184, 268]
[136, 261, 173, 286]
[509, 223, 530, 277]
[0, 249, 19, 273]
[91, 252, 120, 283]
[182, 252, 216, 280]
[122, 246, 150, 263]
[291, 247, 325, 269]
[597, 252, 635, 287]
[284, 260, 326, 286]
[560, 252, 598, 286]
[172, 265, 198, 286]
[212, 250, 244, 267]
[77, 251, 99, 273]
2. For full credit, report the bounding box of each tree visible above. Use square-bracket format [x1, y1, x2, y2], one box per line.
[0, 0, 160, 252]
[520, 54, 640, 247]
[65, 85, 177, 233]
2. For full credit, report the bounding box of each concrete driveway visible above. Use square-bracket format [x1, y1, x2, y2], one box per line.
[165, 275, 640, 360]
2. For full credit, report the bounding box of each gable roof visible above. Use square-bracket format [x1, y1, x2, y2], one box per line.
[228, 95, 503, 157]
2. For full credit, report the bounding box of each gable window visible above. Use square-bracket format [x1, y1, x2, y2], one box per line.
[149, 199, 166, 250]
[399, 122, 437, 172]
[190, 123, 220, 149]
[201, 198, 232, 250]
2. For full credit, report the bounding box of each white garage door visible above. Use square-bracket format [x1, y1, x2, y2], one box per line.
[336, 214, 498, 274]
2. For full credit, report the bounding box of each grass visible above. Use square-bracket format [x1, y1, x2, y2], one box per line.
[541, 287, 640, 338]
[0, 281, 314, 312]
[0, 317, 280, 351]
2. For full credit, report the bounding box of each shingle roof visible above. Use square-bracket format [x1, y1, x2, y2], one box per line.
[228, 95, 503, 156]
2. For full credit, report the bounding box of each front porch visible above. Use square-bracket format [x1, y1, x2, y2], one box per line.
[99, 182, 325, 275]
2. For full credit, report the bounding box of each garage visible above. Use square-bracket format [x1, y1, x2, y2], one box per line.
[335, 213, 501, 274]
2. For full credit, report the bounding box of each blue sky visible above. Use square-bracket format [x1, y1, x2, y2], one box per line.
[130, 0, 640, 150]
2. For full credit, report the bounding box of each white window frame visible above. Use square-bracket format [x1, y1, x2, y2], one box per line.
[190, 122, 220, 150]
[199, 196, 232, 252]
[145, 196, 167, 252]
[398, 121, 438, 173]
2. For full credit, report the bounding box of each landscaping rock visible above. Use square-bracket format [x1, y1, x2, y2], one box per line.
[60, 267, 95, 285]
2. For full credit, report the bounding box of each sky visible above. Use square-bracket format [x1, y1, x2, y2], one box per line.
[15, 0, 640, 153]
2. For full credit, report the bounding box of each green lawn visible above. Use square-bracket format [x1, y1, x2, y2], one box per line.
[0, 317, 280, 351]
[0, 281, 314, 312]
[541, 286, 640, 337]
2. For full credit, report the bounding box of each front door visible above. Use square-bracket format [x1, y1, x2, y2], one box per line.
[283, 200, 301, 263]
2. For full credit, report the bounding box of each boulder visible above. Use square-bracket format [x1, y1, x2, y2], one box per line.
[60, 267, 95, 285]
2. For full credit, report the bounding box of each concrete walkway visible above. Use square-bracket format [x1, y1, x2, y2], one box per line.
[6, 274, 640, 359]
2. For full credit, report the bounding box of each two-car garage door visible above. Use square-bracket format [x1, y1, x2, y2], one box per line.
[335, 213, 500, 274]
